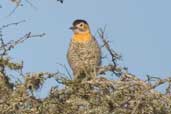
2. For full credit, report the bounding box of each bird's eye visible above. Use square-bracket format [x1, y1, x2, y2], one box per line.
[80, 24, 83, 27]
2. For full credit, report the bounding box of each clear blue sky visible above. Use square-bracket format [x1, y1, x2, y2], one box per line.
[0, 0, 171, 98]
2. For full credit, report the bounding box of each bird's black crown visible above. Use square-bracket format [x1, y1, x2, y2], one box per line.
[73, 19, 88, 26]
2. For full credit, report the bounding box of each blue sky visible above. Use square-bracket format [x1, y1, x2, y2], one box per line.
[0, 0, 171, 97]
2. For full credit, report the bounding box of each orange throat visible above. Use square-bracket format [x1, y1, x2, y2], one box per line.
[72, 32, 91, 43]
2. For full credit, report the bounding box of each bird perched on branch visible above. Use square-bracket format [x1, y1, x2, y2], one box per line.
[67, 19, 101, 80]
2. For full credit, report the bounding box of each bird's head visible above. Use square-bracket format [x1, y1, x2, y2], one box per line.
[70, 19, 90, 34]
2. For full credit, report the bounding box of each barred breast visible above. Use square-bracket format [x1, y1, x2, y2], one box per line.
[67, 36, 101, 79]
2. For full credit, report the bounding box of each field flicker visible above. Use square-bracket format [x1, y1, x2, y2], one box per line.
[67, 19, 101, 80]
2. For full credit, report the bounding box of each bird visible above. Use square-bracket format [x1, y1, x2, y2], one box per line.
[67, 19, 101, 80]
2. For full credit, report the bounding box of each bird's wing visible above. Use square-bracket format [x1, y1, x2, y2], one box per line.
[92, 36, 101, 65]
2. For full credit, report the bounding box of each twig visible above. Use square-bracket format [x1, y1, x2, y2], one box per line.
[8, 0, 37, 17]
[166, 81, 171, 94]
[145, 75, 161, 85]
[56, 63, 72, 80]
[98, 27, 121, 66]
[97, 64, 119, 74]
[25, 0, 37, 10]
[1, 20, 26, 29]
[0, 32, 45, 53]
[8, 0, 22, 17]
[0, 38, 7, 55]
[98, 27, 122, 77]
[131, 77, 171, 114]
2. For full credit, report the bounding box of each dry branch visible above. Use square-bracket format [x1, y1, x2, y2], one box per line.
[97, 28, 124, 77]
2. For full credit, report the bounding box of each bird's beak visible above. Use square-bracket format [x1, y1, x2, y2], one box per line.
[69, 26, 77, 30]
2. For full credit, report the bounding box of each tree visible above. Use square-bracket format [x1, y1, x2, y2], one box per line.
[0, 1, 171, 114]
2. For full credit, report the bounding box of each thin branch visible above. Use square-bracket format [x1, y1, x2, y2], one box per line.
[145, 75, 161, 85]
[98, 27, 122, 77]
[97, 64, 122, 75]
[8, 0, 37, 17]
[56, 63, 72, 80]
[131, 77, 171, 114]
[98, 27, 121, 66]
[25, 0, 37, 10]
[0, 32, 45, 53]
[1, 20, 26, 29]
[151, 77, 171, 89]
[8, 0, 22, 17]
[166, 82, 171, 94]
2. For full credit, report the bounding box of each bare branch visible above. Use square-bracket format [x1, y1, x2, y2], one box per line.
[8, 0, 37, 17]
[8, 0, 22, 17]
[56, 63, 72, 80]
[0, 32, 45, 55]
[1, 20, 26, 29]
[98, 27, 123, 77]
[97, 65, 122, 75]
[98, 27, 121, 66]
[131, 76, 171, 114]
[25, 0, 37, 10]
[166, 82, 171, 94]
[145, 75, 161, 85]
